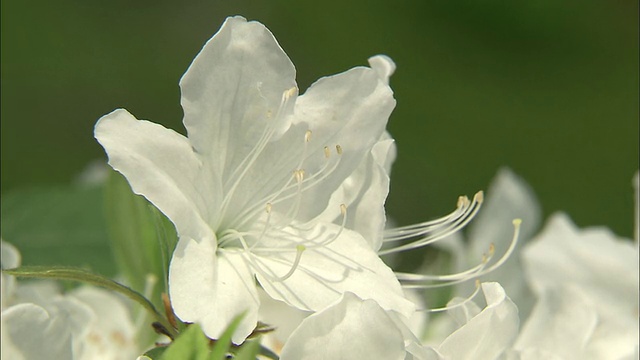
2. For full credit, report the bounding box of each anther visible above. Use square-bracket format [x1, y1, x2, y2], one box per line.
[335, 144, 343, 155]
[340, 204, 347, 216]
[324, 146, 331, 158]
[284, 87, 297, 100]
[265, 203, 272, 213]
[305, 130, 312, 143]
[294, 169, 305, 183]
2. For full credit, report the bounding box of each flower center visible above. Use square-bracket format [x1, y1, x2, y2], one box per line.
[213, 87, 348, 282]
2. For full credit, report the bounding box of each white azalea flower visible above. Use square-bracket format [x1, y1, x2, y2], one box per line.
[1, 241, 140, 360]
[95, 16, 414, 343]
[433, 169, 639, 359]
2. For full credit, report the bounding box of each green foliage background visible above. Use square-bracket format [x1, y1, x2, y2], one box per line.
[2, 0, 638, 265]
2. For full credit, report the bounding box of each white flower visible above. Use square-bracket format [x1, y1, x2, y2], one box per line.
[94, 16, 413, 343]
[1, 241, 140, 360]
[436, 169, 639, 359]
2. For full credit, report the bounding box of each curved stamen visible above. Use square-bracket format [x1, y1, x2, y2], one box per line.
[273, 245, 306, 282]
[396, 244, 493, 284]
[304, 204, 348, 249]
[398, 219, 522, 289]
[378, 192, 483, 255]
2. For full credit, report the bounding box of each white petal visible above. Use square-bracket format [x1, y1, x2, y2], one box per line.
[1, 240, 20, 309]
[71, 287, 140, 358]
[1, 298, 93, 360]
[461, 168, 541, 315]
[180, 16, 297, 181]
[255, 224, 414, 317]
[279, 292, 406, 360]
[258, 289, 310, 353]
[169, 236, 259, 343]
[514, 286, 597, 359]
[289, 64, 396, 221]
[317, 136, 396, 250]
[438, 282, 519, 360]
[95, 109, 213, 241]
[368, 55, 396, 84]
[523, 212, 639, 321]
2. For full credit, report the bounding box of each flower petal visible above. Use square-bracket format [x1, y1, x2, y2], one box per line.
[255, 224, 414, 317]
[514, 285, 597, 359]
[169, 236, 259, 343]
[279, 292, 406, 360]
[438, 282, 519, 360]
[289, 63, 396, 221]
[95, 108, 213, 240]
[1, 240, 20, 309]
[317, 135, 396, 250]
[523, 212, 639, 320]
[180, 16, 297, 183]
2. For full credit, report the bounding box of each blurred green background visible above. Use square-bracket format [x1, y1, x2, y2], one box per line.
[2, 0, 638, 268]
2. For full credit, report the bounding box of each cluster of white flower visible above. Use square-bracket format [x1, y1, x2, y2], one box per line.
[1, 16, 637, 360]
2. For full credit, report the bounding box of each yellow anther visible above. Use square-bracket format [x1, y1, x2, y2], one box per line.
[265, 203, 272, 213]
[294, 169, 305, 182]
[305, 130, 312, 142]
[336, 144, 343, 155]
[474, 191, 484, 203]
[488, 243, 495, 255]
[285, 87, 297, 99]
[512, 218, 522, 226]
[324, 146, 331, 158]
[296, 244, 306, 252]
[340, 204, 347, 216]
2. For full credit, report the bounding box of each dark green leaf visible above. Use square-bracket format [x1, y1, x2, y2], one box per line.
[0, 185, 113, 275]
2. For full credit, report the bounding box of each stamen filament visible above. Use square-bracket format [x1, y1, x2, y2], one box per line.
[378, 192, 483, 255]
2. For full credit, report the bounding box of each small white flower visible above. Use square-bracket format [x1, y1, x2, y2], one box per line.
[95, 16, 413, 343]
[1, 241, 140, 360]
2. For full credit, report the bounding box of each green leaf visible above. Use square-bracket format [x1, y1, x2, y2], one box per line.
[2, 265, 176, 339]
[209, 313, 246, 360]
[142, 346, 167, 359]
[104, 170, 176, 307]
[233, 339, 262, 360]
[160, 324, 210, 360]
[0, 185, 114, 275]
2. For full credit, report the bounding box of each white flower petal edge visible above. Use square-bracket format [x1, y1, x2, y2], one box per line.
[279, 292, 418, 360]
[95, 16, 412, 343]
[429, 282, 519, 360]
